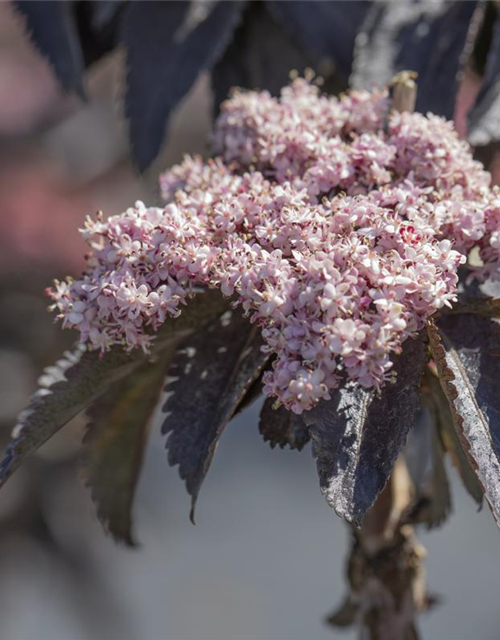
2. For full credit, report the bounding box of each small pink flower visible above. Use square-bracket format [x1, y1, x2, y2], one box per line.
[49, 77, 498, 413]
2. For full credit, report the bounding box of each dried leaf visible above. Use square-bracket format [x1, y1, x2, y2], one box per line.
[0, 290, 228, 488]
[83, 357, 172, 546]
[468, 8, 500, 146]
[123, 0, 244, 170]
[267, 0, 370, 81]
[352, 1, 478, 118]
[162, 310, 269, 521]
[259, 398, 309, 451]
[425, 367, 483, 505]
[428, 314, 500, 525]
[326, 596, 359, 629]
[14, 1, 85, 97]
[303, 334, 426, 525]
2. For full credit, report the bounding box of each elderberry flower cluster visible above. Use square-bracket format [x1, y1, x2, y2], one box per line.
[50, 78, 500, 413]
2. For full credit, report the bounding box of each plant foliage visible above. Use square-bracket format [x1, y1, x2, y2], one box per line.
[162, 309, 268, 522]
[4, 1, 500, 550]
[11, 0, 500, 168]
[303, 334, 425, 525]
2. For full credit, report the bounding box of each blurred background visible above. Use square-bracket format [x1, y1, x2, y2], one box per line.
[1, 2, 500, 639]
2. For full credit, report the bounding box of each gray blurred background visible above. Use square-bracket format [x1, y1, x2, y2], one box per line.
[0, 3, 499, 639]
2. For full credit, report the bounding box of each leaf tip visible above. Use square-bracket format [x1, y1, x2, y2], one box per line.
[0, 439, 22, 489]
[189, 501, 197, 526]
[105, 521, 140, 548]
[116, 532, 140, 549]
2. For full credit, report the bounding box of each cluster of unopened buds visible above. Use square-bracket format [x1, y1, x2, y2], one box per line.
[50, 78, 500, 414]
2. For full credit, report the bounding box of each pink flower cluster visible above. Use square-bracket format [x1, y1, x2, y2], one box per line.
[49, 78, 499, 413]
[213, 78, 499, 281]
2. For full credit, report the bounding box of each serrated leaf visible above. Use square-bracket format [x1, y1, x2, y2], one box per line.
[454, 296, 500, 318]
[14, 1, 85, 97]
[468, 7, 500, 146]
[425, 367, 483, 505]
[0, 290, 228, 488]
[233, 371, 265, 417]
[405, 405, 451, 529]
[259, 398, 309, 451]
[0, 345, 137, 488]
[267, 0, 370, 81]
[74, 1, 124, 68]
[83, 356, 172, 546]
[470, 1, 496, 78]
[456, 275, 500, 312]
[303, 334, 425, 525]
[162, 310, 269, 521]
[123, 0, 244, 170]
[351, 1, 478, 118]
[211, 1, 310, 111]
[428, 314, 500, 526]
[90, 0, 125, 31]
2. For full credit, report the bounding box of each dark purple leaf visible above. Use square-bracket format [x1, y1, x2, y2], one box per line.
[456, 274, 500, 313]
[303, 334, 426, 525]
[425, 367, 483, 505]
[90, 0, 124, 31]
[468, 9, 500, 145]
[123, 0, 244, 170]
[405, 405, 451, 528]
[428, 314, 500, 526]
[480, 278, 500, 300]
[162, 310, 269, 521]
[473, 140, 500, 171]
[470, 1, 496, 77]
[0, 290, 228, 489]
[75, 1, 124, 68]
[352, 1, 478, 118]
[0, 345, 140, 490]
[234, 371, 265, 417]
[83, 358, 171, 546]
[211, 1, 310, 111]
[267, 1, 370, 81]
[259, 398, 309, 451]
[14, 1, 85, 97]
[454, 295, 500, 318]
